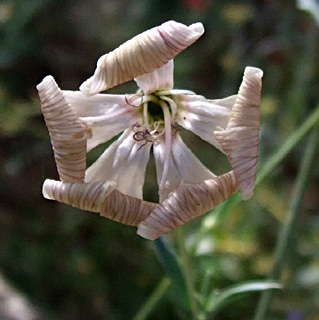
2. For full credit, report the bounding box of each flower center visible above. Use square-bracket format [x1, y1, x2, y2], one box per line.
[129, 91, 177, 196]
[147, 101, 164, 120]
[129, 92, 177, 140]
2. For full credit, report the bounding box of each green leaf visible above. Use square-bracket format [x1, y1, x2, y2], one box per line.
[133, 277, 171, 320]
[154, 237, 191, 313]
[206, 280, 282, 317]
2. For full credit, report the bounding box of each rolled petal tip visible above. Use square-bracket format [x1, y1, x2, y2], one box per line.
[42, 179, 156, 226]
[80, 20, 205, 96]
[42, 179, 57, 200]
[137, 171, 238, 240]
[37, 76, 89, 183]
[36, 75, 55, 91]
[42, 179, 117, 202]
[188, 22, 204, 35]
[214, 66, 263, 201]
[245, 66, 263, 78]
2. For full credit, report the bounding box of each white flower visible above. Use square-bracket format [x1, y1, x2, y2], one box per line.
[37, 20, 263, 239]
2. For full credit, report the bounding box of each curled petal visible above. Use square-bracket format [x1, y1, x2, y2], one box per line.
[134, 60, 174, 94]
[137, 171, 239, 240]
[37, 76, 90, 183]
[85, 128, 151, 199]
[43, 179, 156, 226]
[80, 20, 204, 96]
[176, 94, 237, 152]
[214, 67, 263, 200]
[153, 132, 215, 201]
[62, 91, 140, 151]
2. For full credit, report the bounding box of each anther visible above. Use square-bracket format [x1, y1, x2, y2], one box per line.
[133, 129, 155, 151]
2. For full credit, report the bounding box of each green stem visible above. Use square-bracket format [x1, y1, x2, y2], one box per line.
[177, 227, 198, 319]
[133, 277, 171, 320]
[256, 103, 319, 185]
[253, 127, 319, 320]
[154, 237, 190, 312]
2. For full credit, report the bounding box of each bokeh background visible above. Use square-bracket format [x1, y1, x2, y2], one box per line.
[1, 0, 319, 319]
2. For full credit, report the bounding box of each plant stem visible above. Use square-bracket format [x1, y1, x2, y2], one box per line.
[177, 226, 198, 319]
[154, 237, 190, 312]
[253, 128, 319, 320]
[256, 104, 319, 185]
[133, 277, 171, 320]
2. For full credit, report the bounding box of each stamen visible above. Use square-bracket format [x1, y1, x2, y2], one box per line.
[132, 122, 142, 132]
[158, 100, 172, 198]
[160, 96, 177, 122]
[150, 121, 164, 136]
[133, 129, 154, 151]
[143, 102, 151, 131]
[125, 93, 143, 108]
[133, 131, 146, 141]
[151, 121, 162, 133]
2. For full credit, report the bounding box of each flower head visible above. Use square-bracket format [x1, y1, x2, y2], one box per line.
[37, 20, 263, 240]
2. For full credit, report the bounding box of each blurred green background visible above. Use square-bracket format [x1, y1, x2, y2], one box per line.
[1, 0, 319, 319]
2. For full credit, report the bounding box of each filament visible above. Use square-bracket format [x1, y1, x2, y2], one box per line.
[125, 93, 143, 107]
[143, 101, 151, 131]
[158, 100, 172, 198]
[160, 96, 177, 122]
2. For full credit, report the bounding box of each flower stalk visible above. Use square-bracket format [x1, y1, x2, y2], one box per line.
[177, 227, 199, 319]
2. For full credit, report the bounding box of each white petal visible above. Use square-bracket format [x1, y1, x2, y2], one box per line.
[37, 76, 90, 183]
[137, 171, 238, 240]
[63, 91, 130, 116]
[85, 125, 129, 152]
[62, 91, 141, 151]
[153, 132, 215, 201]
[43, 179, 156, 226]
[85, 128, 151, 199]
[214, 67, 263, 201]
[134, 60, 174, 94]
[165, 89, 195, 95]
[80, 21, 204, 96]
[176, 94, 237, 152]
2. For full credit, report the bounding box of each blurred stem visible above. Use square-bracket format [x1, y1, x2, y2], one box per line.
[253, 127, 319, 320]
[177, 227, 198, 319]
[256, 103, 319, 185]
[154, 237, 190, 312]
[200, 270, 213, 300]
[132, 277, 171, 320]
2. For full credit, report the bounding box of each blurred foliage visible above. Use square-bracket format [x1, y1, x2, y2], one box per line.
[1, 0, 319, 319]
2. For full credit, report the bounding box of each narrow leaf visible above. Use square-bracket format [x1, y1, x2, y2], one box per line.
[207, 280, 282, 316]
[133, 277, 171, 320]
[154, 237, 191, 313]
